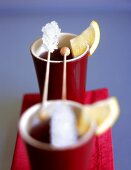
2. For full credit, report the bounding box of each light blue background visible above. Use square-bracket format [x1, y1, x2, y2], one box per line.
[0, 1, 131, 170]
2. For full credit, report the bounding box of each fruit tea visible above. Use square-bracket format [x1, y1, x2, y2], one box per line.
[30, 120, 80, 145]
[29, 109, 80, 147]
[29, 101, 81, 146]
[39, 48, 73, 61]
[30, 119, 51, 144]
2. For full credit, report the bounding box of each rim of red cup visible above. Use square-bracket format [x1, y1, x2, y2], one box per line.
[19, 100, 96, 151]
[30, 33, 89, 63]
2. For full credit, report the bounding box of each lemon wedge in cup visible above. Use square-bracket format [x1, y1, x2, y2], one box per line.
[70, 20, 100, 57]
[77, 97, 120, 136]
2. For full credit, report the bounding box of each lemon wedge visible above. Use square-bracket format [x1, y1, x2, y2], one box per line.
[70, 20, 100, 57]
[77, 97, 120, 136]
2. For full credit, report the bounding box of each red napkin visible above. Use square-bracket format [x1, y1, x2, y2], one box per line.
[11, 88, 114, 170]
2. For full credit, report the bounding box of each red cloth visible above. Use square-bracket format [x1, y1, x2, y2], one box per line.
[11, 88, 114, 170]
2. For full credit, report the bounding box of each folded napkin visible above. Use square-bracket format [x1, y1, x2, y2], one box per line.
[11, 88, 114, 170]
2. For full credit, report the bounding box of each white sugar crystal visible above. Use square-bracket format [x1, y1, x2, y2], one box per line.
[41, 21, 61, 53]
[50, 102, 77, 147]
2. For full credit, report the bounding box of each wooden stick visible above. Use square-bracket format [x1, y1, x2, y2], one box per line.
[60, 47, 70, 100]
[38, 51, 51, 120]
[42, 51, 51, 104]
[62, 53, 67, 100]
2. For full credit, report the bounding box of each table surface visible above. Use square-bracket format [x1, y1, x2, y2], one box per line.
[0, 6, 131, 170]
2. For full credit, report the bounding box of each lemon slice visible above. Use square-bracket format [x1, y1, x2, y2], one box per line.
[70, 20, 100, 57]
[77, 97, 120, 136]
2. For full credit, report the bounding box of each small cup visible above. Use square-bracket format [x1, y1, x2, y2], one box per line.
[19, 100, 96, 170]
[30, 33, 89, 103]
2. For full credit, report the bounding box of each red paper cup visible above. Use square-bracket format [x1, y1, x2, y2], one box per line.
[30, 33, 89, 103]
[19, 100, 96, 170]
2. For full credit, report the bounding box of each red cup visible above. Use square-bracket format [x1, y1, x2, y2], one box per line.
[19, 100, 96, 170]
[30, 33, 89, 103]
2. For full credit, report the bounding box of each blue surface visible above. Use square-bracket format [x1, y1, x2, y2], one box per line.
[0, 6, 131, 170]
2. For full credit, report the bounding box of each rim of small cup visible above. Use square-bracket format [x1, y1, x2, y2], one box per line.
[30, 33, 89, 63]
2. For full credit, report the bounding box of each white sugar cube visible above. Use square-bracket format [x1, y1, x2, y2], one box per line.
[50, 101, 77, 147]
